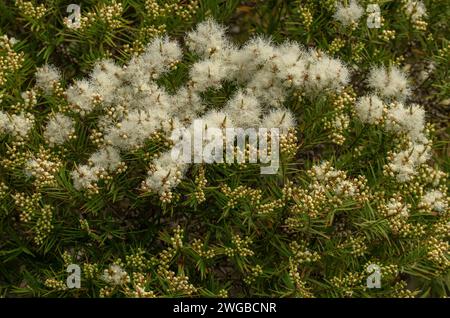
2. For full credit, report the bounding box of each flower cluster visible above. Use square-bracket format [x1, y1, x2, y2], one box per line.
[0, 111, 35, 140]
[333, 0, 363, 28]
[43, 113, 76, 146]
[367, 66, 410, 99]
[64, 1, 124, 31]
[284, 161, 369, 224]
[404, 0, 428, 30]
[35, 64, 62, 96]
[24, 147, 62, 188]
[2, 8, 449, 298]
[15, 0, 46, 20]
[0, 35, 24, 86]
[224, 234, 255, 258]
[37, 19, 351, 200]
[145, 0, 199, 21]
[102, 264, 130, 286]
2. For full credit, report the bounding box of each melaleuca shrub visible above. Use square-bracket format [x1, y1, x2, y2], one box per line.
[0, 17, 448, 298]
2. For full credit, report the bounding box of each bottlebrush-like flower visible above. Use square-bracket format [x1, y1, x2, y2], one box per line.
[304, 52, 349, 92]
[261, 109, 296, 134]
[189, 59, 227, 92]
[102, 264, 129, 286]
[385, 102, 426, 142]
[0, 111, 9, 134]
[90, 59, 123, 105]
[9, 113, 35, 138]
[405, 0, 427, 21]
[419, 190, 448, 213]
[368, 66, 410, 99]
[103, 108, 169, 150]
[0, 111, 34, 139]
[355, 95, 384, 124]
[66, 79, 97, 115]
[142, 151, 188, 199]
[388, 143, 430, 182]
[44, 113, 75, 146]
[71, 165, 100, 191]
[35, 64, 60, 94]
[88, 146, 122, 171]
[224, 90, 262, 128]
[333, 0, 364, 27]
[185, 18, 229, 58]
[385, 197, 410, 218]
[125, 36, 182, 83]
[170, 87, 205, 123]
[226, 37, 275, 82]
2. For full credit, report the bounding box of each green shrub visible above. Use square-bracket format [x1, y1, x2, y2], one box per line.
[0, 0, 448, 298]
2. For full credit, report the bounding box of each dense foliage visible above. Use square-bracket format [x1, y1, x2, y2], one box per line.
[0, 0, 449, 297]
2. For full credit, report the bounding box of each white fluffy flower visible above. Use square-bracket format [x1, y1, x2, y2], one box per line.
[90, 59, 123, 105]
[224, 90, 262, 128]
[129, 36, 182, 81]
[143, 151, 187, 195]
[420, 190, 448, 213]
[143, 36, 182, 69]
[66, 79, 97, 115]
[385, 103, 426, 142]
[190, 59, 227, 92]
[24, 159, 42, 178]
[89, 146, 122, 171]
[102, 264, 129, 286]
[368, 66, 410, 99]
[247, 69, 287, 107]
[9, 113, 35, 138]
[44, 113, 75, 146]
[333, 0, 364, 27]
[201, 110, 233, 131]
[271, 42, 307, 87]
[242, 37, 276, 65]
[388, 143, 430, 182]
[35, 64, 61, 94]
[0, 111, 35, 138]
[385, 198, 409, 218]
[405, 0, 427, 21]
[186, 18, 229, 58]
[0, 111, 9, 134]
[305, 53, 349, 92]
[261, 109, 296, 133]
[334, 180, 357, 197]
[71, 165, 100, 190]
[171, 111, 234, 165]
[65, 19, 355, 194]
[311, 161, 341, 182]
[122, 37, 182, 87]
[225, 37, 275, 82]
[104, 109, 166, 150]
[355, 95, 384, 124]
[170, 87, 205, 123]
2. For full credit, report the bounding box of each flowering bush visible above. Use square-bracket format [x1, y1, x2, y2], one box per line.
[0, 0, 448, 297]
